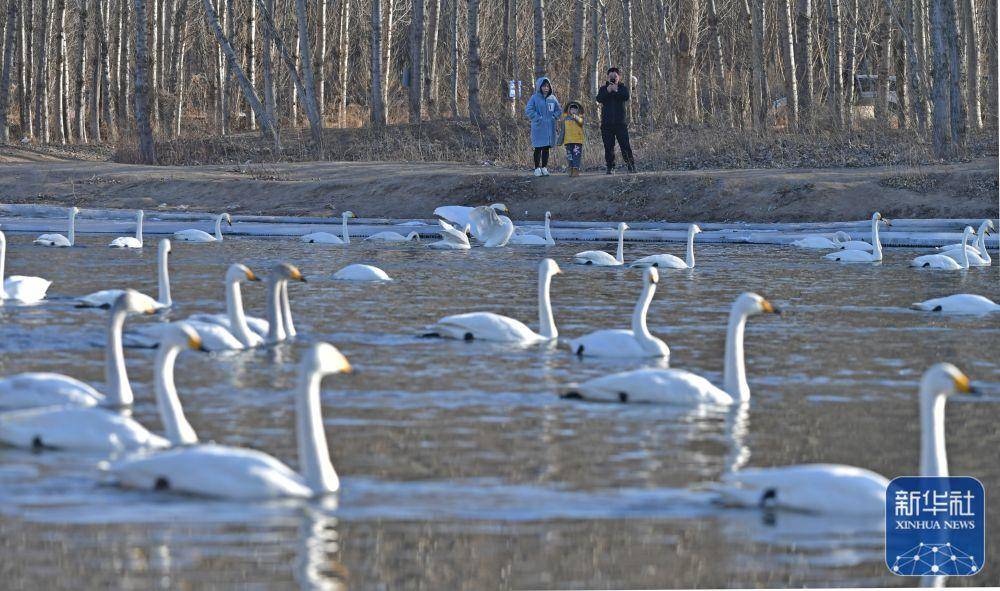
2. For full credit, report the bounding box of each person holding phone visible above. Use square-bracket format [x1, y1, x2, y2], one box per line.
[596, 67, 635, 174]
[524, 77, 561, 176]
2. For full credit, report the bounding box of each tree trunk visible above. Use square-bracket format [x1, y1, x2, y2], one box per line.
[531, 0, 545, 77]
[589, 0, 599, 96]
[675, 0, 698, 122]
[247, 0, 256, 129]
[337, 0, 350, 127]
[33, 0, 47, 141]
[778, 0, 798, 128]
[295, 0, 324, 144]
[88, 0, 100, 141]
[0, 0, 17, 143]
[795, 0, 814, 122]
[383, 0, 395, 113]
[568, 0, 585, 101]
[370, 0, 385, 126]
[988, 0, 997, 125]
[408, 0, 423, 122]
[134, 0, 155, 163]
[827, 0, 844, 127]
[167, 0, 188, 135]
[75, 0, 87, 141]
[502, 0, 512, 116]
[845, 0, 859, 127]
[317, 0, 326, 118]
[929, 0, 950, 156]
[53, 0, 66, 143]
[876, 1, 893, 124]
[205, 0, 278, 147]
[706, 0, 729, 124]
[20, 0, 32, 136]
[449, 0, 457, 117]
[943, 0, 965, 148]
[961, 0, 980, 128]
[173, 12, 188, 136]
[749, 0, 766, 127]
[621, 0, 632, 119]
[423, 0, 440, 111]
[466, 0, 481, 124]
[262, 0, 275, 125]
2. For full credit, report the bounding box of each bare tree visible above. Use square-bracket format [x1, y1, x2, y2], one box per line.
[262, 0, 275, 124]
[675, 0, 698, 121]
[531, 0, 545, 77]
[706, 0, 729, 124]
[424, 0, 440, 111]
[0, 0, 17, 143]
[317, 0, 327, 117]
[795, 0, 814, 122]
[943, 0, 965, 148]
[408, 0, 423, 122]
[73, 0, 87, 141]
[370, 0, 385, 126]
[778, 0, 798, 128]
[929, 0, 950, 156]
[568, 0, 585, 101]
[827, 0, 844, 127]
[337, 0, 350, 127]
[449, 0, 457, 117]
[876, 1, 893, 124]
[134, 0, 156, 163]
[589, 0, 599, 96]
[749, 0, 766, 127]
[961, 0, 980, 128]
[466, 0, 481, 124]
[383, 0, 395, 112]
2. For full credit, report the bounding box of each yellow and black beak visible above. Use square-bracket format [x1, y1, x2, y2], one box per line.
[291, 266, 307, 282]
[954, 372, 978, 395]
[188, 334, 207, 352]
[245, 269, 261, 282]
[761, 299, 781, 315]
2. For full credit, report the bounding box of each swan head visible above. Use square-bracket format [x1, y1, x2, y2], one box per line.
[271, 262, 307, 283]
[161, 322, 208, 352]
[735, 292, 781, 317]
[304, 342, 353, 377]
[136, 210, 144, 221]
[463, 224, 472, 236]
[406, 231, 421, 242]
[873, 212, 891, 226]
[226, 263, 260, 283]
[963, 226, 976, 237]
[342, 211, 356, 220]
[539, 258, 561, 276]
[544, 211, 551, 220]
[690, 224, 702, 234]
[490, 203, 509, 213]
[618, 222, 630, 232]
[159, 238, 171, 255]
[112, 289, 160, 316]
[69, 206, 80, 216]
[921, 364, 977, 402]
[216, 213, 232, 226]
[644, 266, 660, 285]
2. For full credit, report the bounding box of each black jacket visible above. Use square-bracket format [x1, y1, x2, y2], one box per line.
[596, 82, 630, 127]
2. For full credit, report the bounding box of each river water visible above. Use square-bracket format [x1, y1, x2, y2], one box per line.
[0, 233, 997, 589]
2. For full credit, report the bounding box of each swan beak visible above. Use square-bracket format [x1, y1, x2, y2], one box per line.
[245, 269, 260, 282]
[144, 307, 158, 315]
[761, 300, 780, 314]
[953, 373, 976, 395]
[290, 267, 307, 282]
[188, 335, 206, 352]
[883, 218, 892, 226]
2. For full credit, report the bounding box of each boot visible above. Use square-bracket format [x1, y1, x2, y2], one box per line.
[626, 160, 636, 173]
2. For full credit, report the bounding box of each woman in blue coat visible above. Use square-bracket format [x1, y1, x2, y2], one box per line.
[524, 77, 561, 176]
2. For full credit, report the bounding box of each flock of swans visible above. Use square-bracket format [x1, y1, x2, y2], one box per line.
[0, 204, 995, 516]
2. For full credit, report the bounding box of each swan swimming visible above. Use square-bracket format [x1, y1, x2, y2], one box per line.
[574, 222, 629, 266]
[939, 221, 992, 267]
[911, 227, 974, 270]
[790, 231, 851, 249]
[333, 264, 392, 281]
[509, 211, 555, 246]
[109, 210, 145, 248]
[301, 211, 356, 244]
[911, 294, 1000, 314]
[364, 230, 420, 242]
[428, 219, 472, 250]
[34, 206, 80, 247]
[563, 293, 779, 404]
[630, 224, 702, 269]
[468, 205, 515, 247]
[77, 238, 173, 309]
[434, 203, 507, 232]
[568, 266, 669, 358]
[193, 263, 304, 342]
[0, 231, 51, 304]
[715, 363, 976, 515]
[0, 290, 157, 410]
[173, 213, 232, 242]
[824, 213, 889, 263]
[110, 342, 351, 499]
[425, 258, 560, 343]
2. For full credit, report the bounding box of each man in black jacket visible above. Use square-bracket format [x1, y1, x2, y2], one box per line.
[595, 67, 635, 174]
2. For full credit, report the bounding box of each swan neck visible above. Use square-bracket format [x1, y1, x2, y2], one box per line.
[723, 308, 750, 401]
[158, 246, 171, 307]
[976, 222, 988, 255]
[630, 277, 656, 348]
[226, 278, 256, 347]
[214, 215, 223, 240]
[961, 230, 971, 268]
[685, 227, 696, 268]
[296, 367, 339, 494]
[68, 210, 76, 245]
[537, 269, 557, 339]
[281, 281, 296, 337]
[341, 216, 350, 244]
[544, 216, 553, 244]
[135, 213, 143, 244]
[616, 226, 625, 263]
[871, 217, 882, 260]
[155, 343, 199, 445]
[0, 236, 7, 298]
[919, 390, 948, 477]
[105, 308, 133, 406]
[266, 278, 286, 343]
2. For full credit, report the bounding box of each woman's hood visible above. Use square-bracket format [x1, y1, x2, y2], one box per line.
[535, 77, 551, 95]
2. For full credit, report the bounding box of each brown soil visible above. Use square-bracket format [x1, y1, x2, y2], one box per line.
[0, 147, 996, 222]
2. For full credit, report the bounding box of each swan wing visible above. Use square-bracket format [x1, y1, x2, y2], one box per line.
[568, 329, 649, 357]
[824, 250, 876, 263]
[333, 264, 392, 281]
[912, 294, 1000, 314]
[629, 254, 687, 269]
[840, 240, 874, 251]
[3, 276, 51, 303]
[185, 321, 247, 350]
[508, 233, 548, 246]
[77, 289, 161, 309]
[300, 232, 345, 244]
[791, 236, 839, 249]
[571, 368, 732, 404]
[0, 373, 103, 410]
[0, 406, 168, 451]
[718, 464, 889, 515]
[364, 232, 406, 242]
[433, 205, 473, 228]
[427, 239, 470, 250]
[469, 207, 514, 247]
[429, 312, 539, 342]
[436, 219, 471, 246]
[112, 444, 313, 499]
[34, 233, 71, 247]
[940, 248, 989, 266]
[573, 250, 620, 266]
[173, 229, 216, 242]
[185, 313, 268, 337]
[109, 237, 142, 248]
[910, 254, 961, 269]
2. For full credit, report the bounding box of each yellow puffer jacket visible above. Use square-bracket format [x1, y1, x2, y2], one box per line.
[561, 114, 585, 145]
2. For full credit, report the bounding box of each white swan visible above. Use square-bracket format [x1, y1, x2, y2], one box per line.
[427, 219, 471, 250]
[0, 323, 204, 452]
[333, 264, 392, 281]
[509, 211, 556, 246]
[364, 230, 420, 242]
[0, 231, 51, 304]
[434, 203, 507, 231]
[425, 258, 560, 342]
[715, 364, 975, 515]
[173, 213, 232, 242]
[110, 342, 351, 499]
[911, 226, 973, 270]
[568, 266, 669, 358]
[109, 210, 144, 248]
[301, 211, 355, 244]
[563, 293, 779, 404]
[912, 294, 1000, 314]
[790, 231, 851, 249]
[77, 238, 173, 309]
[939, 221, 992, 266]
[630, 224, 702, 269]
[468, 205, 515, 247]
[937, 219, 993, 249]
[33, 206, 79, 247]
[264, 263, 307, 343]
[574, 222, 629, 266]
[0, 291, 157, 410]
[838, 213, 891, 252]
[824, 213, 889, 263]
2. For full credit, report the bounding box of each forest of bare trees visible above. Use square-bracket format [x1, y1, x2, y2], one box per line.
[0, 0, 995, 164]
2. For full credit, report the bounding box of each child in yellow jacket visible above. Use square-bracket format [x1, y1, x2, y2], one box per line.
[560, 101, 585, 176]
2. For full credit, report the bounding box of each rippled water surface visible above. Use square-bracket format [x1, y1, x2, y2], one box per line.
[1, 232, 998, 589]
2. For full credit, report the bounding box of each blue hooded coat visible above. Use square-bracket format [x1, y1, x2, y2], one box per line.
[524, 77, 561, 148]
